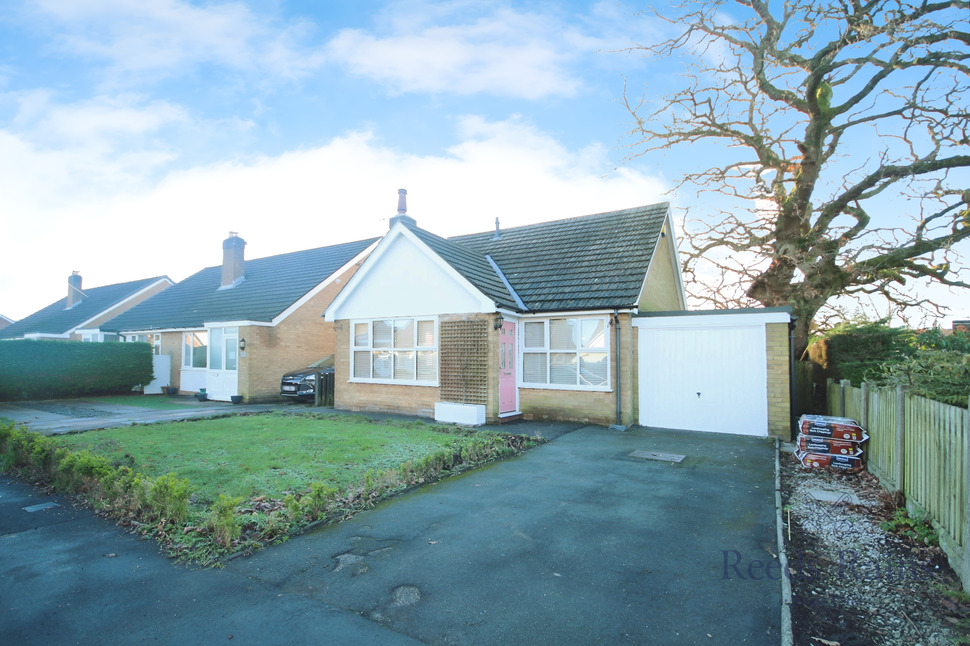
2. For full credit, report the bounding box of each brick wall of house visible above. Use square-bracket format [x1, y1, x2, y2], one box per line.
[765, 321, 791, 439]
[239, 262, 365, 403]
[332, 317, 441, 417]
[519, 313, 637, 427]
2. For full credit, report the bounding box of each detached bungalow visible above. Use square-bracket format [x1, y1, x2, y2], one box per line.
[0, 273, 173, 342]
[102, 234, 377, 402]
[324, 193, 686, 426]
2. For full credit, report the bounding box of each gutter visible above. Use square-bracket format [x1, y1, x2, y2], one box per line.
[611, 310, 626, 431]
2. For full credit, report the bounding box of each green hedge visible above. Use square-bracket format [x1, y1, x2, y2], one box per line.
[0, 340, 153, 401]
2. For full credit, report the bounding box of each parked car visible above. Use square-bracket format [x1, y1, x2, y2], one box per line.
[280, 356, 334, 400]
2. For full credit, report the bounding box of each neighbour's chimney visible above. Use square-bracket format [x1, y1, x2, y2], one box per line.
[221, 232, 246, 289]
[388, 188, 417, 229]
[66, 271, 84, 309]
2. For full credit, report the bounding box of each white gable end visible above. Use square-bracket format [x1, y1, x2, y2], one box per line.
[327, 231, 494, 320]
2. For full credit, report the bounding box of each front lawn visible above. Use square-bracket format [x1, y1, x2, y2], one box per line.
[54, 413, 491, 502]
[1, 412, 537, 564]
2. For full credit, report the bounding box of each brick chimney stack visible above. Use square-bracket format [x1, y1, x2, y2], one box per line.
[221, 232, 246, 289]
[388, 188, 417, 229]
[66, 271, 83, 309]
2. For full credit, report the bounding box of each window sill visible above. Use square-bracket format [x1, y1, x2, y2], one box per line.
[348, 378, 439, 388]
[519, 384, 612, 393]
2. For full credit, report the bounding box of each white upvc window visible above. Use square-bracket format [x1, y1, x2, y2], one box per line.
[351, 318, 437, 385]
[521, 316, 610, 389]
[182, 331, 208, 368]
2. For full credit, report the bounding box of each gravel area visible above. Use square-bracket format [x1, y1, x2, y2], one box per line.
[16, 402, 114, 418]
[780, 449, 970, 645]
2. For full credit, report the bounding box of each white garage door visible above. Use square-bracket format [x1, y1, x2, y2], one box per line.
[636, 313, 781, 436]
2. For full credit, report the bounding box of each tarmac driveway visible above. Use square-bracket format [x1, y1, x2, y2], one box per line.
[1, 423, 780, 645]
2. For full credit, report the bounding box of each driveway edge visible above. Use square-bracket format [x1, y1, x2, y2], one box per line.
[775, 438, 794, 646]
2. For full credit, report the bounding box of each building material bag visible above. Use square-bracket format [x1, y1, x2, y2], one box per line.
[798, 414, 867, 442]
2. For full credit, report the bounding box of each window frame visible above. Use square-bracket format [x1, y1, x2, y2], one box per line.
[519, 316, 611, 391]
[350, 317, 438, 386]
[182, 331, 208, 369]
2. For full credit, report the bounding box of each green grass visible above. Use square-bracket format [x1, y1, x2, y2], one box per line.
[85, 395, 194, 411]
[53, 412, 487, 502]
[4, 412, 537, 564]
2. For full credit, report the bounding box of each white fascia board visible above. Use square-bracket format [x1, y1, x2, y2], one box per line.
[518, 308, 636, 319]
[325, 224, 494, 320]
[24, 332, 71, 340]
[633, 309, 791, 329]
[74, 277, 175, 332]
[203, 321, 273, 329]
[635, 209, 687, 311]
[273, 240, 378, 326]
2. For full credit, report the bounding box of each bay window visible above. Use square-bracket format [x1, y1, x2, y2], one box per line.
[522, 317, 609, 388]
[352, 318, 437, 384]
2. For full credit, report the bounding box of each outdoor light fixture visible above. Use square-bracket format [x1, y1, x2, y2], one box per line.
[239, 338, 246, 351]
[494, 313, 504, 330]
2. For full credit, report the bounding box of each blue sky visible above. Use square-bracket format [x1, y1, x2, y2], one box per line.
[0, 0, 965, 326]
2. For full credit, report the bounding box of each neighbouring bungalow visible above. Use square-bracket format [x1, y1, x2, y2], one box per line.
[0, 273, 174, 342]
[102, 234, 378, 402]
[323, 191, 686, 427]
[0, 314, 14, 332]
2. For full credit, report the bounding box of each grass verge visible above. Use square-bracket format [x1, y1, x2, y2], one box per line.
[0, 413, 540, 565]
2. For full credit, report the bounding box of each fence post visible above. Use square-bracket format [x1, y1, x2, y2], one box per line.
[840, 379, 850, 418]
[962, 395, 970, 588]
[893, 384, 905, 494]
[313, 371, 321, 407]
[860, 382, 869, 431]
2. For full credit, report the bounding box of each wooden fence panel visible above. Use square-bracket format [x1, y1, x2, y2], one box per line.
[824, 379, 969, 584]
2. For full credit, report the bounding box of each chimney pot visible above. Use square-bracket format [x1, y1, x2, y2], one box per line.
[389, 188, 417, 229]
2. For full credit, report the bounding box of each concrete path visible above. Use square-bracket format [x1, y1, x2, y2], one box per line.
[0, 417, 780, 645]
[0, 396, 286, 435]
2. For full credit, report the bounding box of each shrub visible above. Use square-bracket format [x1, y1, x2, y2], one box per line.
[147, 473, 191, 524]
[208, 494, 243, 548]
[0, 339, 153, 401]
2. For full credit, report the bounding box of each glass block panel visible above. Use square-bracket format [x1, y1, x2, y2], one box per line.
[550, 319, 577, 350]
[394, 319, 414, 349]
[523, 353, 548, 383]
[579, 352, 608, 386]
[353, 351, 371, 378]
[550, 352, 578, 385]
[373, 350, 392, 379]
[416, 320, 435, 347]
[417, 350, 437, 381]
[394, 350, 415, 380]
[373, 320, 392, 348]
[581, 319, 606, 349]
[523, 322, 545, 348]
[354, 323, 369, 347]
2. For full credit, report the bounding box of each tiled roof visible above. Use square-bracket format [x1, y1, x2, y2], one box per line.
[444, 203, 669, 312]
[0, 277, 170, 339]
[103, 238, 377, 332]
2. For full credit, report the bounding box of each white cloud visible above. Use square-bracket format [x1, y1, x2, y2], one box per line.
[0, 117, 668, 320]
[324, 5, 588, 98]
[31, 0, 324, 80]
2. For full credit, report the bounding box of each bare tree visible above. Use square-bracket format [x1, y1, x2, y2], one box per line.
[623, 0, 970, 354]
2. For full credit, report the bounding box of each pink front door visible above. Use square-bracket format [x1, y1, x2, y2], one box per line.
[499, 321, 517, 414]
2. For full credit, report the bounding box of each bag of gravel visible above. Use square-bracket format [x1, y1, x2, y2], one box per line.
[798, 414, 867, 442]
